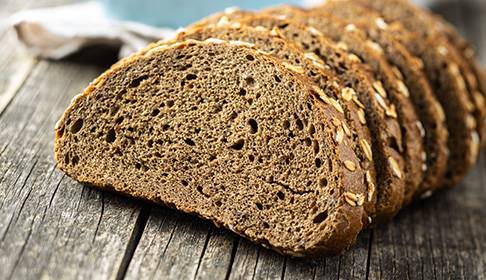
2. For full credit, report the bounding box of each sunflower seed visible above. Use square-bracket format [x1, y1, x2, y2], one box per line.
[344, 160, 356, 171]
[331, 98, 345, 115]
[357, 108, 367, 125]
[360, 139, 373, 161]
[373, 81, 387, 98]
[388, 157, 402, 179]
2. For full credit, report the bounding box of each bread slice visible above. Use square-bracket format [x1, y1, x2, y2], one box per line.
[160, 24, 378, 225]
[54, 39, 369, 258]
[312, 1, 450, 203]
[224, 14, 405, 224]
[262, 5, 424, 222]
[351, 0, 486, 148]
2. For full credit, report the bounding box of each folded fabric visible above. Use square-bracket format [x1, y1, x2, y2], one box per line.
[8, 1, 175, 59]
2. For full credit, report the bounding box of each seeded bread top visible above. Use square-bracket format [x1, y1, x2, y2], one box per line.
[312, 1, 450, 204]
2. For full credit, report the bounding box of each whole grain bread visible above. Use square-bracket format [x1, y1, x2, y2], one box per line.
[55, 39, 371, 258]
[312, 1, 450, 203]
[263, 5, 423, 222]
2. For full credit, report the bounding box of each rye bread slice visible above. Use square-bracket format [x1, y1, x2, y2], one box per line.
[54, 39, 368, 258]
[352, 0, 486, 148]
[263, 5, 424, 220]
[161, 24, 377, 224]
[312, 1, 450, 202]
[230, 14, 406, 224]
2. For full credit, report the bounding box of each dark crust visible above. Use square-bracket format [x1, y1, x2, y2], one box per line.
[312, 1, 450, 204]
[54, 40, 366, 258]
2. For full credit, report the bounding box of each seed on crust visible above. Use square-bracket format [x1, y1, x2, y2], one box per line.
[345, 24, 357, 32]
[344, 160, 356, 171]
[312, 85, 331, 105]
[304, 52, 320, 63]
[357, 108, 366, 125]
[336, 41, 349, 51]
[348, 53, 362, 63]
[434, 101, 446, 122]
[270, 26, 285, 38]
[282, 61, 305, 75]
[375, 17, 388, 29]
[365, 171, 375, 202]
[473, 91, 485, 108]
[385, 104, 398, 118]
[373, 81, 387, 98]
[344, 192, 358, 206]
[360, 139, 373, 161]
[397, 80, 410, 98]
[416, 121, 426, 138]
[438, 45, 448, 56]
[342, 122, 352, 137]
[331, 98, 345, 115]
[374, 93, 388, 111]
[335, 126, 344, 144]
[353, 96, 366, 109]
[470, 131, 480, 163]
[341, 87, 355, 101]
[388, 157, 402, 179]
[332, 118, 341, 127]
[391, 66, 404, 80]
[308, 26, 324, 37]
[467, 114, 477, 130]
[367, 40, 384, 54]
[357, 194, 365, 206]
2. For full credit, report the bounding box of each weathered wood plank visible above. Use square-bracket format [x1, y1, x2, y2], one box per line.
[125, 206, 214, 280]
[0, 57, 142, 279]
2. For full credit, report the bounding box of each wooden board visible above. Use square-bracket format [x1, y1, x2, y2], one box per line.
[0, 0, 485, 279]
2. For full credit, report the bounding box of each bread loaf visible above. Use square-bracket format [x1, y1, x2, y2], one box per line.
[54, 0, 485, 257]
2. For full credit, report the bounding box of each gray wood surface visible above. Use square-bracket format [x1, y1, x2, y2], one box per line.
[0, 0, 485, 279]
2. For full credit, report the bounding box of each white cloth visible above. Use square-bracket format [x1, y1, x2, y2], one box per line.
[8, 1, 175, 59]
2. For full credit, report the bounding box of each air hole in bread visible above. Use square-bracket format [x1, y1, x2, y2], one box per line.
[64, 153, 70, 165]
[151, 109, 160, 116]
[166, 100, 175, 107]
[247, 98, 253, 105]
[71, 155, 79, 166]
[229, 112, 238, 120]
[313, 211, 328, 224]
[308, 124, 315, 138]
[237, 88, 247, 96]
[263, 222, 270, 228]
[295, 117, 304, 131]
[256, 202, 263, 210]
[215, 200, 222, 207]
[319, 178, 328, 188]
[162, 124, 170, 131]
[315, 158, 322, 168]
[130, 75, 148, 88]
[274, 75, 281, 83]
[283, 120, 290, 129]
[185, 74, 197, 80]
[209, 155, 216, 161]
[277, 191, 285, 200]
[313, 140, 320, 154]
[245, 77, 258, 88]
[249, 154, 255, 162]
[71, 119, 83, 134]
[248, 119, 258, 134]
[197, 186, 210, 198]
[106, 129, 116, 143]
[229, 139, 244, 150]
[111, 106, 120, 116]
[184, 138, 196, 146]
[147, 140, 153, 148]
[245, 54, 255, 61]
[304, 138, 312, 147]
[181, 180, 188, 186]
[115, 116, 124, 124]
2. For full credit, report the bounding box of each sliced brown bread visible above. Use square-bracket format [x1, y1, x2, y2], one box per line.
[351, 0, 486, 148]
[160, 24, 377, 224]
[232, 14, 407, 224]
[55, 39, 369, 258]
[263, 5, 424, 220]
[312, 1, 449, 203]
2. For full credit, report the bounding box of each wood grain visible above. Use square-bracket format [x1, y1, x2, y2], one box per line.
[0, 0, 485, 279]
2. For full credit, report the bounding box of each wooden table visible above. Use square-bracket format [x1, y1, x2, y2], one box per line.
[1, 0, 485, 279]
